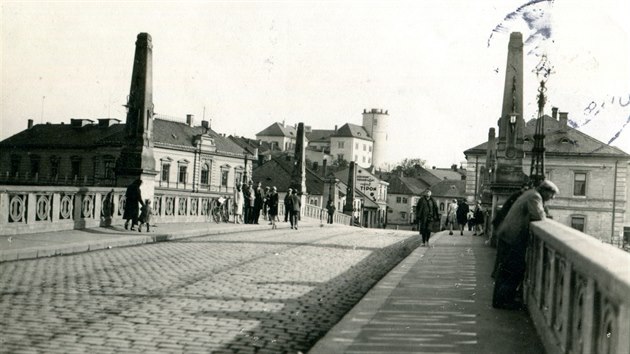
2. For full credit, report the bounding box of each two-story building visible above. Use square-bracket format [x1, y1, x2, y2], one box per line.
[464, 109, 630, 243]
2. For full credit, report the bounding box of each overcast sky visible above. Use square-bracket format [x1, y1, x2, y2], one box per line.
[1, 0, 628, 168]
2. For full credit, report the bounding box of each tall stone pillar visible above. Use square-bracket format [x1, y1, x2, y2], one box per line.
[291, 123, 307, 209]
[343, 162, 357, 218]
[116, 33, 158, 201]
[489, 32, 528, 245]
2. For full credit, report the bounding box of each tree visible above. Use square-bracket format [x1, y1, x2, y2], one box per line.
[332, 157, 348, 169]
[392, 158, 427, 177]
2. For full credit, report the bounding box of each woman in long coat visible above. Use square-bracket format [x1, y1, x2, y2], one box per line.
[123, 179, 144, 231]
[268, 186, 279, 229]
[456, 199, 469, 236]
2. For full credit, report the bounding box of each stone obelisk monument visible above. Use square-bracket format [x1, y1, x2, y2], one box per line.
[343, 161, 357, 224]
[291, 123, 307, 211]
[116, 33, 157, 199]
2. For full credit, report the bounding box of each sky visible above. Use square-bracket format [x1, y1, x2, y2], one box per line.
[1, 0, 629, 168]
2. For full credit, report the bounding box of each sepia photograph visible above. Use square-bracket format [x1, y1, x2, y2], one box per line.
[1, 1, 629, 353]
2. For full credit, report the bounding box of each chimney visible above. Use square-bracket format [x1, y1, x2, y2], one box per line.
[201, 120, 209, 129]
[559, 112, 568, 132]
[322, 158, 328, 177]
[27, 119, 33, 129]
[334, 125, 338, 132]
[552, 107, 558, 120]
[186, 114, 194, 126]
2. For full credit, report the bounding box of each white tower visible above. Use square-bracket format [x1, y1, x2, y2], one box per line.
[362, 108, 389, 171]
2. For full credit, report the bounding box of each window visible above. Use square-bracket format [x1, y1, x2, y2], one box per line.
[103, 157, 115, 179]
[221, 170, 229, 187]
[161, 163, 170, 182]
[369, 146, 372, 152]
[235, 171, 243, 185]
[70, 157, 81, 178]
[363, 144, 366, 151]
[30, 155, 41, 176]
[338, 141, 344, 148]
[571, 216, 585, 232]
[355, 143, 359, 149]
[178, 165, 187, 183]
[368, 157, 371, 164]
[10, 155, 20, 176]
[200, 164, 210, 185]
[50, 156, 60, 178]
[362, 156, 366, 163]
[337, 154, 344, 161]
[574, 172, 586, 196]
[400, 211, 407, 219]
[396, 196, 402, 203]
[440, 202, 445, 211]
[402, 197, 408, 204]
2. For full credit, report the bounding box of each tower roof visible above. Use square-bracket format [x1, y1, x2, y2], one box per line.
[330, 123, 373, 141]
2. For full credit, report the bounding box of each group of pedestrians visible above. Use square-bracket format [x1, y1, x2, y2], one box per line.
[444, 198, 485, 236]
[234, 183, 303, 229]
[414, 179, 559, 311]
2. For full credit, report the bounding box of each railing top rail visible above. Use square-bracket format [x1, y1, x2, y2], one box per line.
[0, 185, 125, 193]
[154, 188, 233, 197]
[531, 219, 630, 301]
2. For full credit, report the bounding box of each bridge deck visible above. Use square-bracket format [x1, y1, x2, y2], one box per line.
[310, 231, 544, 354]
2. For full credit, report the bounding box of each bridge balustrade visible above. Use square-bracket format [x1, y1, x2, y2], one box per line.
[1, 186, 353, 235]
[525, 219, 630, 354]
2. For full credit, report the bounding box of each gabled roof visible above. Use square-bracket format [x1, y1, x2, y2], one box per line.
[429, 180, 466, 199]
[228, 136, 275, 155]
[255, 122, 297, 138]
[464, 115, 630, 158]
[333, 165, 387, 187]
[428, 168, 465, 181]
[330, 123, 373, 141]
[306, 129, 334, 143]
[386, 175, 431, 195]
[152, 119, 245, 155]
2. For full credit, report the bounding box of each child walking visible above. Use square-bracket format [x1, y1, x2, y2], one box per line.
[138, 199, 152, 232]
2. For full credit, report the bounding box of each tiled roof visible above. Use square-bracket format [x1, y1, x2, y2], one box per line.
[0, 121, 125, 148]
[385, 175, 432, 195]
[306, 129, 334, 142]
[331, 123, 373, 141]
[228, 136, 275, 154]
[252, 156, 325, 195]
[429, 180, 467, 199]
[256, 122, 297, 138]
[0, 118, 248, 157]
[464, 115, 629, 157]
[428, 168, 465, 181]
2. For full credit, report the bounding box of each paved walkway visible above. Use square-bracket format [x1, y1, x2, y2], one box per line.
[310, 231, 544, 354]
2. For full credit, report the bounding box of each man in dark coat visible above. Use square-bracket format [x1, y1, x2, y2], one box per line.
[123, 179, 144, 231]
[416, 190, 439, 246]
[492, 180, 559, 310]
[284, 188, 293, 222]
[253, 182, 264, 224]
[288, 189, 301, 230]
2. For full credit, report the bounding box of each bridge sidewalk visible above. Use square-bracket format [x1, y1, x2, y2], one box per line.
[0, 218, 329, 263]
[310, 231, 544, 354]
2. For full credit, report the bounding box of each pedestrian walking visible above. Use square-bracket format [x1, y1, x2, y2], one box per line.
[473, 201, 484, 236]
[456, 199, 469, 236]
[492, 180, 559, 310]
[247, 183, 255, 224]
[289, 189, 301, 230]
[326, 199, 336, 224]
[253, 181, 264, 224]
[284, 188, 293, 222]
[415, 190, 438, 246]
[123, 179, 144, 231]
[268, 186, 279, 229]
[446, 199, 458, 235]
[137, 199, 152, 232]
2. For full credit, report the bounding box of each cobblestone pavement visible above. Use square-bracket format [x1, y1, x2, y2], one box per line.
[0, 226, 420, 353]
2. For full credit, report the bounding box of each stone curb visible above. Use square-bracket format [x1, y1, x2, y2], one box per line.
[0, 221, 333, 263]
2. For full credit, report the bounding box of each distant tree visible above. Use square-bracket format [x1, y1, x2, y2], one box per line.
[392, 158, 427, 177]
[332, 157, 348, 169]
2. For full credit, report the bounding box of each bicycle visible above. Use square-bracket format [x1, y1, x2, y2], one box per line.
[211, 197, 230, 223]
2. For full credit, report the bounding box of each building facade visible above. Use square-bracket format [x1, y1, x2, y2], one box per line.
[465, 110, 630, 243]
